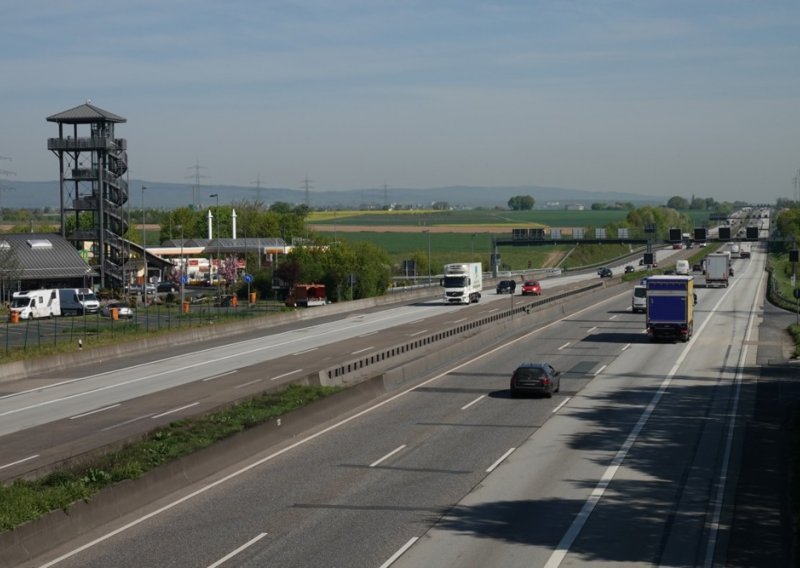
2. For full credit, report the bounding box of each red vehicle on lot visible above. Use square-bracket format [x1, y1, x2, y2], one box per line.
[521, 280, 542, 296]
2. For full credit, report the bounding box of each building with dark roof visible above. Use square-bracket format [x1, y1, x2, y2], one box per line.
[0, 233, 99, 301]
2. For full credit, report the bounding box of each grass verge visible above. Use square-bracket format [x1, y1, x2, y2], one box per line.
[0, 384, 341, 533]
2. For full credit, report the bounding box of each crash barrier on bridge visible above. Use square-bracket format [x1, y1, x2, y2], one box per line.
[321, 279, 611, 389]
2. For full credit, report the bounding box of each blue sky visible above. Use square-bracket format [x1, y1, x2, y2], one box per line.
[1, 0, 799, 203]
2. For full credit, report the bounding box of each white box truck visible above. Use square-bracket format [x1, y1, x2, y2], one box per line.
[441, 262, 482, 304]
[704, 253, 730, 288]
[9, 289, 60, 319]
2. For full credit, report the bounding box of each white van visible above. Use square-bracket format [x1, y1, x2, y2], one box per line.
[632, 285, 647, 313]
[10, 290, 60, 319]
[675, 260, 690, 275]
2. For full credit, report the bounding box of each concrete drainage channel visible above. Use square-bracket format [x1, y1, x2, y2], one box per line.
[0, 278, 627, 567]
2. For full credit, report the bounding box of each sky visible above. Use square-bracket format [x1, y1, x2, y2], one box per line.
[1, 0, 799, 203]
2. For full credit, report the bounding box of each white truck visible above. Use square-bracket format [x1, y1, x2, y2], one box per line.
[441, 262, 482, 304]
[9, 289, 61, 319]
[704, 253, 730, 288]
[739, 243, 751, 259]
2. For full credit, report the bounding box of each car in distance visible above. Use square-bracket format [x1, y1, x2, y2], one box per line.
[496, 280, 516, 294]
[624, 265, 635, 274]
[520, 280, 542, 295]
[510, 362, 561, 398]
[101, 300, 135, 319]
[692, 263, 703, 272]
[157, 281, 178, 293]
[597, 267, 613, 278]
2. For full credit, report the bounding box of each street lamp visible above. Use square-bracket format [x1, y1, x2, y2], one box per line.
[141, 185, 147, 304]
[210, 193, 220, 293]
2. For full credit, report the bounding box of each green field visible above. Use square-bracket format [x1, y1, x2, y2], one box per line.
[310, 209, 632, 227]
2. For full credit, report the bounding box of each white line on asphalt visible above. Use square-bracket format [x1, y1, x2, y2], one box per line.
[101, 413, 153, 432]
[486, 448, 516, 473]
[461, 395, 485, 410]
[151, 402, 199, 419]
[370, 445, 407, 467]
[487, 308, 499, 313]
[234, 379, 262, 390]
[408, 319, 425, 325]
[586, 326, 597, 333]
[609, 315, 617, 320]
[558, 342, 571, 351]
[36, 289, 632, 567]
[358, 331, 378, 338]
[621, 343, 631, 351]
[293, 347, 318, 355]
[379, 537, 419, 568]
[270, 369, 303, 381]
[450, 318, 467, 323]
[202, 370, 238, 382]
[206, 532, 268, 568]
[409, 330, 428, 337]
[543, 267, 759, 568]
[70, 404, 121, 419]
[593, 365, 607, 376]
[351, 347, 374, 355]
[552, 398, 570, 414]
[0, 454, 39, 471]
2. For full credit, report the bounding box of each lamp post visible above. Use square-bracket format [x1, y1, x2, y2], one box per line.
[210, 193, 220, 294]
[141, 185, 147, 305]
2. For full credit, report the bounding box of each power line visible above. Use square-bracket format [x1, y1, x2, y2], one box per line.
[185, 159, 209, 210]
[251, 173, 265, 203]
[301, 175, 313, 207]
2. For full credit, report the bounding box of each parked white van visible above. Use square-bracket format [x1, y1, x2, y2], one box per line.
[675, 260, 690, 275]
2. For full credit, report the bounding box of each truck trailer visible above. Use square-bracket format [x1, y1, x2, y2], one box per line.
[646, 275, 694, 342]
[9, 289, 60, 319]
[441, 262, 482, 304]
[704, 253, 730, 288]
[285, 284, 327, 307]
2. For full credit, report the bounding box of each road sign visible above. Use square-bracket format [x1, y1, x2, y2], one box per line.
[180, 274, 188, 285]
[244, 274, 253, 284]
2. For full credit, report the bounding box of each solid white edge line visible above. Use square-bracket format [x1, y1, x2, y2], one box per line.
[270, 369, 303, 381]
[0, 454, 39, 471]
[609, 315, 617, 320]
[36, 288, 631, 568]
[379, 537, 419, 568]
[552, 398, 570, 414]
[621, 343, 631, 351]
[409, 329, 428, 337]
[461, 395, 485, 410]
[486, 448, 516, 473]
[151, 402, 200, 419]
[293, 347, 318, 356]
[370, 444, 407, 468]
[543, 261, 760, 568]
[69, 404, 121, 419]
[352, 347, 374, 355]
[206, 532, 268, 568]
[593, 365, 607, 376]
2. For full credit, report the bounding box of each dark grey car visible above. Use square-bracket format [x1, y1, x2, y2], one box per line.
[510, 362, 561, 398]
[496, 280, 516, 294]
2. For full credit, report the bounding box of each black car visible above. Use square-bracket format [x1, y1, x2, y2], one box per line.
[157, 281, 178, 293]
[597, 267, 613, 278]
[496, 280, 516, 294]
[510, 362, 561, 398]
[624, 265, 635, 274]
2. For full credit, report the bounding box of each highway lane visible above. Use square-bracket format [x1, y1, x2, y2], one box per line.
[28, 251, 727, 567]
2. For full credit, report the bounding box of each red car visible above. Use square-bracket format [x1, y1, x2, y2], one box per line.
[521, 280, 542, 296]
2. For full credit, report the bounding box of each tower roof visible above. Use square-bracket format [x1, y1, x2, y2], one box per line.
[46, 102, 126, 124]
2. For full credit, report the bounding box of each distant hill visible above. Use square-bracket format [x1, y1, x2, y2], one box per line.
[0, 180, 666, 210]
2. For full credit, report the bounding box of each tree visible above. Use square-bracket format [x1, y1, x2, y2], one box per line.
[508, 195, 535, 211]
[666, 196, 689, 210]
[591, 203, 608, 210]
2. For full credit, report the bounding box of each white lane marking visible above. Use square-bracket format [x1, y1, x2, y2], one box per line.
[558, 342, 571, 351]
[202, 370, 238, 382]
[408, 319, 425, 325]
[379, 537, 419, 568]
[0, 454, 39, 471]
[293, 347, 318, 356]
[449, 318, 467, 324]
[70, 404, 121, 419]
[486, 448, 516, 473]
[151, 402, 199, 420]
[270, 369, 303, 381]
[461, 395, 485, 410]
[358, 331, 378, 338]
[234, 379, 262, 390]
[370, 445, 407, 468]
[487, 308, 499, 313]
[409, 329, 428, 337]
[544, 265, 760, 568]
[621, 343, 631, 352]
[586, 326, 597, 333]
[101, 413, 153, 432]
[609, 315, 617, 320]
[552, 398, 570, 414]
[206, 532, 268, 568]
[593, 365, 607, 376]
[37, 289, 631, 567]
[351, 347, 374, 355]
